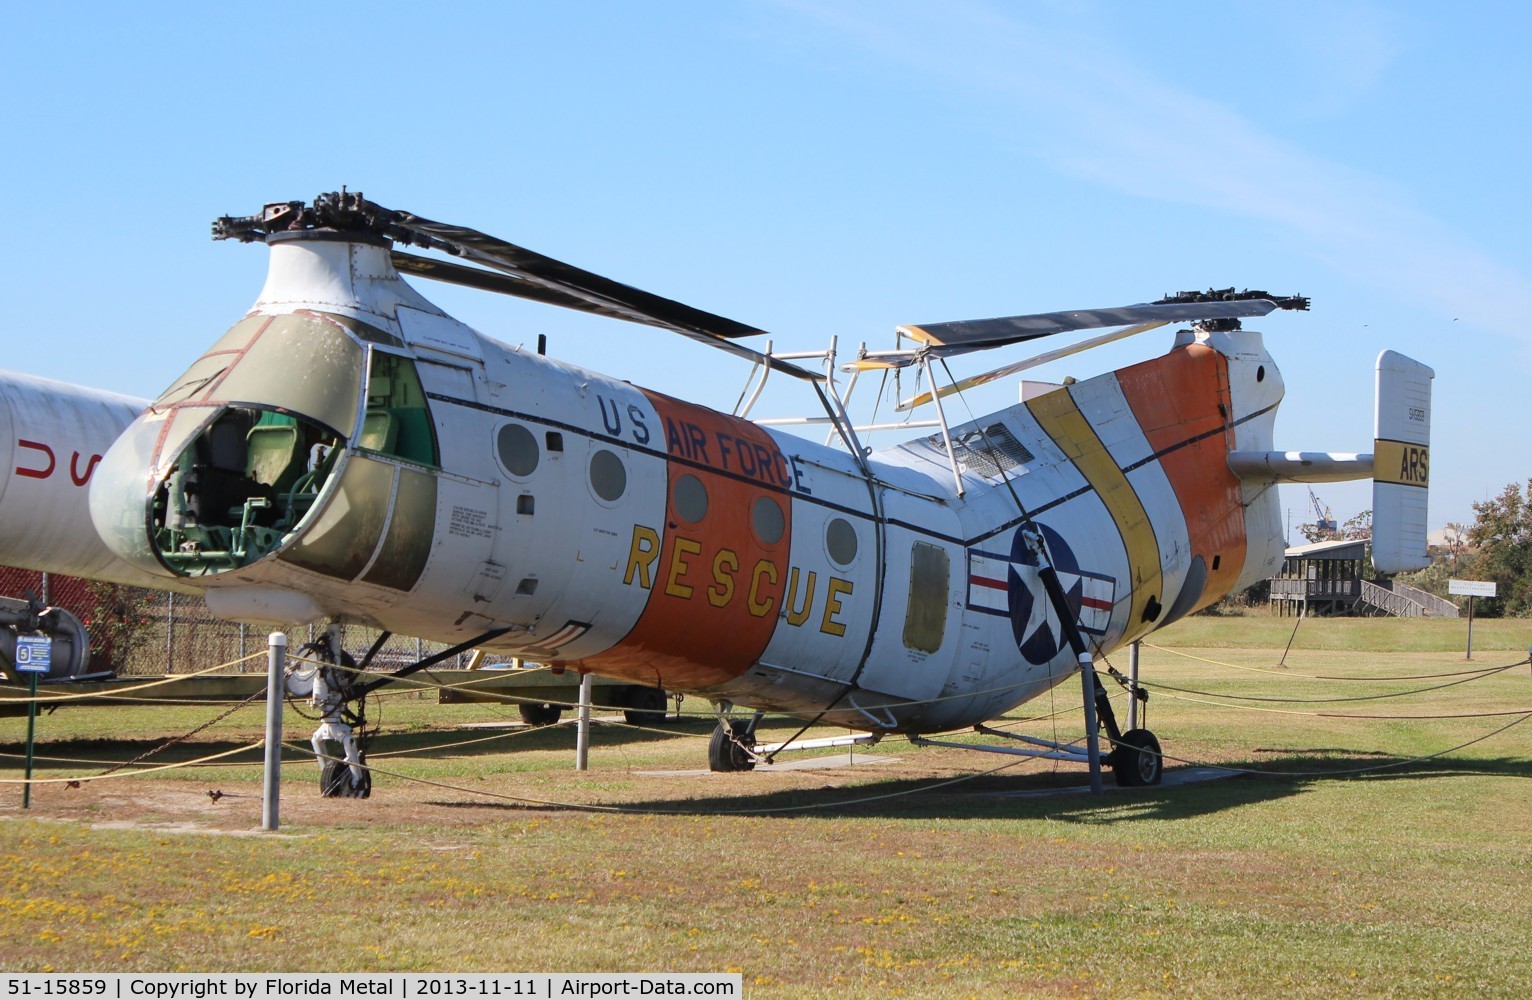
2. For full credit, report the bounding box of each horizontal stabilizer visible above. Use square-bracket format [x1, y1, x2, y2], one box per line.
[1227, 451, 1372, 484]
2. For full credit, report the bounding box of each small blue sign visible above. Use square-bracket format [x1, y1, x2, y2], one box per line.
[14, 635, 52, 674]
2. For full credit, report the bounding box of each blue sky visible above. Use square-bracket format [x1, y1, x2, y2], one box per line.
[3, 1, 1526, 537]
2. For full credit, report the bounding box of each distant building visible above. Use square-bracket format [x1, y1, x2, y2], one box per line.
[1269, 538, 1368, 617]
[1268, 539, 1458, 618]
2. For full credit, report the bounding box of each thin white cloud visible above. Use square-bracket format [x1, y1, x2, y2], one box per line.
[777, 0, 1532, 360]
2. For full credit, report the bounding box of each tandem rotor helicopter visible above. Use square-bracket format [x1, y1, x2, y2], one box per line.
[0, 190, 1433, 796]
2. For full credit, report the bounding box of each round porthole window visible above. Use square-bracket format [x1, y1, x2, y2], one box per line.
[497, 424, 539, 477]
[826, 517, 858, 566]
[752, 495, 785, 545]
[589, 449, 627, 502]
[673, 474, 708, 523]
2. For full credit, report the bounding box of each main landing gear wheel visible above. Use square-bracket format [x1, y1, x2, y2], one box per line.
[623, 685, 669, 726]
[519, 701, 564, 726]
[708, 720, 757, 772]
[320, 758, 372, 798]
[1110, 728, 1163, 787]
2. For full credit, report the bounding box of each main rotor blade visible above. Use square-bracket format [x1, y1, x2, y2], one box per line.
[370, 203, 822, 380]
[391, 251, 621, 314]
[898, 298, 1278, 354]
[896, 321, 1169, 412]
[218, 191, 821, 382]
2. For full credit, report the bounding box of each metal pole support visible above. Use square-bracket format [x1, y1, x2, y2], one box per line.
[1079, 651, 1104, 795]
[1128, 641, 1141, 731]
[575, 672, 594, 771]
[23, 671, 38, 809]
[262, 632, 287, 832]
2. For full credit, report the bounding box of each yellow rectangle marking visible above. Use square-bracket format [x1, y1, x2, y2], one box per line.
[1374, 439, 1429, 488]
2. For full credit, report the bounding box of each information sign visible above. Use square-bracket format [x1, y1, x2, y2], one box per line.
[13, 635, 51, 674]
[1448, 579, 1497, 598]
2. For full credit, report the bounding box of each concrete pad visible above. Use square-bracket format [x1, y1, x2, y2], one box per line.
[638, 753, 902, 777]
[984, 765, 1235, 798]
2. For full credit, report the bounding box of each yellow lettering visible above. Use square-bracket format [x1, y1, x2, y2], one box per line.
[665, 536, 702, 599]
[819, 577, 853, 637]
[1374, 440, 1429, 488]
[708, 549, 739, 608]
[747, 560, 778, 617]
[623, 525, 660, 589]
[785, 567, 818, 627]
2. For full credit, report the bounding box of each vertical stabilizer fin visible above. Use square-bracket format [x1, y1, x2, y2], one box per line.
[1371, 351, 1434, 573]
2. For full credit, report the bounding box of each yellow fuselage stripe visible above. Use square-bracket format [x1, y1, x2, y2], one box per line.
[1027, 388, 1163, 644]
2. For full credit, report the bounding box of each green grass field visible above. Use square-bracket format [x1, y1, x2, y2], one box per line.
[1, 615, 1529, 997]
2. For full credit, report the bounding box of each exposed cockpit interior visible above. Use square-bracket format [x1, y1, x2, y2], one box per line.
[123, 312, 440, 576]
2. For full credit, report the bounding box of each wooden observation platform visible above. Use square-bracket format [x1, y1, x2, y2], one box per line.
[1270, 539, 1368, 617]
[1268, 538, 1458, 618]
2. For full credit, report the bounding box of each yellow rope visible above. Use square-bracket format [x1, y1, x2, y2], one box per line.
[1142, 642, 1526, 681]
[0, 747, 297, 768]
[367, 725, 560, 758]
[286, 741, 1032, 816]
[0, 652, 265, 704]
[1148, 685, 1532, 720]
[313, 651, 1074, 714]
[0, 741, 263, 784]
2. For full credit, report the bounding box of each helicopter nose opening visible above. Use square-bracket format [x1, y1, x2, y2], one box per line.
[90, 402, 347, 578]
[89, 311, 368, 578]
[154, 405, 344, 574]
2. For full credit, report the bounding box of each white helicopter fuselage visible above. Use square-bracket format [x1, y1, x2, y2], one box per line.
[72, 234, 1287, 732]
[0, 371, 163, 588]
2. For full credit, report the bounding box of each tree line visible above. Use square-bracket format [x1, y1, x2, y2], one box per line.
[1398, 478, 1532, 617]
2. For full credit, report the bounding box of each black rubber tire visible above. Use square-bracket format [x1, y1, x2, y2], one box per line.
[1111, 728, 1163, 787]
[320, 757, 372, 798]
[320, 759, 347, 798]
[708, 720, 756, 772]
[623, 685, 669, 726]
[519, 701, 564, 726]
[352, 763, 372, 799]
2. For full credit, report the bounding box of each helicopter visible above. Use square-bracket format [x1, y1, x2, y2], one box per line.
[1, 191, 1432, 795]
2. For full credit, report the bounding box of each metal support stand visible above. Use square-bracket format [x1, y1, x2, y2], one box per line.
[22, 672, 37, 809]
[1128, 641, 1141, 731]
[1079, 652, 1104, 795]
[576, 672, 593, 771]
[262, 632, 286, 831]
[1023, 525, 1123, 794]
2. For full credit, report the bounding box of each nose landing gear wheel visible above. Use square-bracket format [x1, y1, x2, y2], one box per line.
[708, 720, 757, 772]
[320, 758, 372, 798]
[1110, 728, 1163, 787]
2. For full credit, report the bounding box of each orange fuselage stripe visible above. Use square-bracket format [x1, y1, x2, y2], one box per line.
[1115, 344, 1247, 612]
[580, 391, 791, 689]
